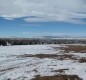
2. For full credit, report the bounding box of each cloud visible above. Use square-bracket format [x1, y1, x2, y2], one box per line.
[0, 0, 86, 24]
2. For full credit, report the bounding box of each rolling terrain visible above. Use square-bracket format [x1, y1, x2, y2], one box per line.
[0, 44, 86, 80]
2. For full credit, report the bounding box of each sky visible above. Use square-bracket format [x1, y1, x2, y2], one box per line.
[0, 0, 86, 38]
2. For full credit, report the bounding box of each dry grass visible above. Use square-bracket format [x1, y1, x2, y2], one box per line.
[52, 69, 69, 73]
[60, 45, 86, 53]
[16, 45, 86, 63]
[79, 57, 86, 63]
[32, 75, 82, 80]
[17, 54, 75, 60]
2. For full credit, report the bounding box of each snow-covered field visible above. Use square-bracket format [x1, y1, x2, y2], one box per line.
[0, 44, 86, 80]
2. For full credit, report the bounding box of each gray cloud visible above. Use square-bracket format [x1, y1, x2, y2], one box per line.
[0, 0, 86, 23]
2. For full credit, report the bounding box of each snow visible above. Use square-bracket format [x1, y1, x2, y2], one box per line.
[0, 44, 86, 80]
[0, 45, 60, 57]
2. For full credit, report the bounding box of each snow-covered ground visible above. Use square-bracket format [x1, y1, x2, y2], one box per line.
[0, 44, 86, 80]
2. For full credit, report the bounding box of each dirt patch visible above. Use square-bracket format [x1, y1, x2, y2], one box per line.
[32, 75, 82, 80]
[59, 45, 86, 53]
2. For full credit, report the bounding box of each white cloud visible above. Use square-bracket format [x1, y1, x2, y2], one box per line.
[0, 0, 86, 23]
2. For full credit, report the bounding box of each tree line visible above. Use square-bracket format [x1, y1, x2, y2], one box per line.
[0, 38, 86, 46]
